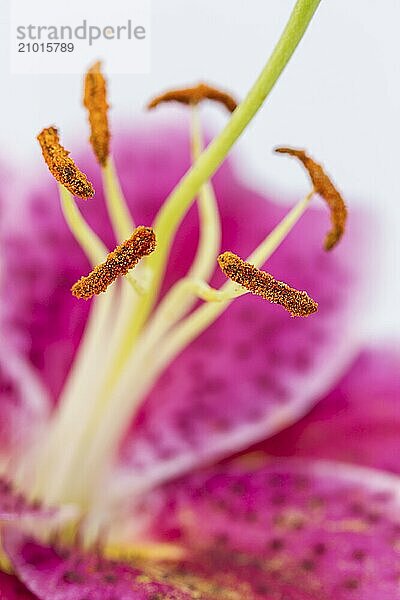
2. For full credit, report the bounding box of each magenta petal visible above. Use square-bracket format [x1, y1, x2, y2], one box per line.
[0, 478, 58, 523]
[0, 347, 49, 459]
[6, 460, 400, 599]
[0, 117, 193, 400]
[3, 530, 193, 600]
[146, 459, 400, 599]
[119, 154, 365, 485]
[256, 347, 400, 473]
[0, 570, 37, 599]
[2, 118, 366, 482]
[0, 473, 75, 528]
[0, 186, 90, 401]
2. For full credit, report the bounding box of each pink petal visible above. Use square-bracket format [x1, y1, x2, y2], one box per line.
[0, 570, 37, 599]
[118, 137, 366, 486]
[0, 478, 59, 523]
[0, 116, 192, 400]
[3, 529, 193, 600]
[0, 473, 76, 530]
[6, 459, 400, 598]
[2, 117, 366, 484]
[0, 347, 49, 460]
[144, 458, 400, 599]
[252, 347, 400, 473]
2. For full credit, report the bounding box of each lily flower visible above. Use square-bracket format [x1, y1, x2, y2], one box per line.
[0, 2, 399, 597]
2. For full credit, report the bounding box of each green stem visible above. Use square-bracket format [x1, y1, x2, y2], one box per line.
[136, 0, 320, 331]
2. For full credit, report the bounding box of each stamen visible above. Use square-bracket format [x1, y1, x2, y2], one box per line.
[275, 147, 347, 250]
[71, 227, 156, 300]
[147, 82, 238, 113]
[84, 61, 110, 167]
[218, 251, 318, 317]
[36, 0, 323, 512]
[37, 127, 95, 199]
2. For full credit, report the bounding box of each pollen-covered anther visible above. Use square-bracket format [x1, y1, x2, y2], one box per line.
[275, 147, 347, 251]
[147, 82, 238, 113]
[71, 226, 156, 300]
[83, 61, 110, 166]
[218, 252, 318, 317]
[37, 127, 95, 199]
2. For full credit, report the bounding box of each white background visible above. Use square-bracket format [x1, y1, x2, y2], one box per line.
[0, 1, 399, 340]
